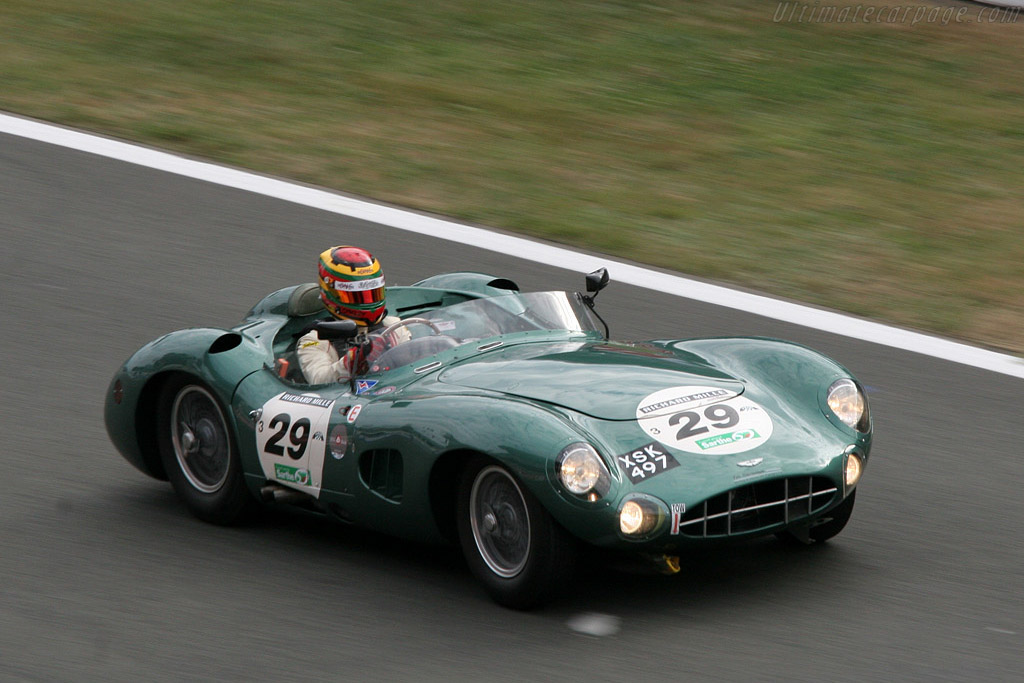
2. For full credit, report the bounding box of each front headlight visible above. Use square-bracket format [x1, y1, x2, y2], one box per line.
[845, 451, 863, 488]
[619, 500, 648, 534]
[827, 379, 870, 432]
[557, 443, 611, 500]
[617, 495, 666, 539]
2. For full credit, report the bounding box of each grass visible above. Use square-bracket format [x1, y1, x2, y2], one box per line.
[1, 0, 1022, 351]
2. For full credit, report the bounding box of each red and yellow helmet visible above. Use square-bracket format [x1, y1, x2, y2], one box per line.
[317, 246, 386, 325]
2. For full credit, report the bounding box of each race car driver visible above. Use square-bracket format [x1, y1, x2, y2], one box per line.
[296, 246, 407, 384]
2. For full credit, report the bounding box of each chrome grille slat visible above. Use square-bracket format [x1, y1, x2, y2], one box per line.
[784, 478, 789, 525]
[727, 488, 733, 535]
[680, 488, 836, 527]
[677, 477, 838, 538]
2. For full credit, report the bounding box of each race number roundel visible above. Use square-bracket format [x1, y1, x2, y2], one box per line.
[636, 385, 773, 455]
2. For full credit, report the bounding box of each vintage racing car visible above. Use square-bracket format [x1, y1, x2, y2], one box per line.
[105, 270, 872, 608]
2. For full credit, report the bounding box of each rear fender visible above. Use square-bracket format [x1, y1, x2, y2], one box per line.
[104, 327, 269, 479]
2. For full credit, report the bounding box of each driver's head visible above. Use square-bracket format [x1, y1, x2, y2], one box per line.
[317, 246, 387, 326]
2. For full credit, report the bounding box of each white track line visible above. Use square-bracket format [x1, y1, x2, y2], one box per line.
[3, 112, 1022, 379]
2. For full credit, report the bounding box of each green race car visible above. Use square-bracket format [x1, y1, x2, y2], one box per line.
[105, 270, 872, 609]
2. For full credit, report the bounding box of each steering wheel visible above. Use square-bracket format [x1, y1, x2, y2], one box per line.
[380, 317, 443, 339]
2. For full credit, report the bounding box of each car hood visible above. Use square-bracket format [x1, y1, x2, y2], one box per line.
[437, 340, 745, 420]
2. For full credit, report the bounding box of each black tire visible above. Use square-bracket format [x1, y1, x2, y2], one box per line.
[777, 490, 856, 545]
[456, 457, 576, 610]
[156, 376, 256, 525]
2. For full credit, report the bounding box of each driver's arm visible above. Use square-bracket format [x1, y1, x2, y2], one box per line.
[296, 330, 356, 383]
[380, 315, 412, 344]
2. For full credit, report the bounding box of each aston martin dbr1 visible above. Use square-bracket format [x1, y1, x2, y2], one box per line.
[105, 270, 872, 608]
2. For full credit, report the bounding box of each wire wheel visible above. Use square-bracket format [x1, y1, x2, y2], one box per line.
[170, 385, 231, 493]
[469, 465, 531, 578]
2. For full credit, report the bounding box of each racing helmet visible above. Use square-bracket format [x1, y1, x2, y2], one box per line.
[317, 246, 387, 325]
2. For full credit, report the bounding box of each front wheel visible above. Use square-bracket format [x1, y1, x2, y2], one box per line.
[157, 376, 255, 525]
[456, 457, 575, 609]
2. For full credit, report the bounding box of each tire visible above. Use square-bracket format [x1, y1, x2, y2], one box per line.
[777, 490, 856, 545]
[456, 457, 576, 610]
[156, 376, 255, 525]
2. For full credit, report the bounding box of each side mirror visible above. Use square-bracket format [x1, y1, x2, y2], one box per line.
[581, 268, 610, 340]
[585, 267, 609, 294]
[314, 319, 359, 341]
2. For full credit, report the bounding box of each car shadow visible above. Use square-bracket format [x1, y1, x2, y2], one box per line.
[108, 479, 856, 615]
[567, 538, 854, 615]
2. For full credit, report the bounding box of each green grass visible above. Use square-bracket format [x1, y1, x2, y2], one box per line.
[2, 0, 1022, 351]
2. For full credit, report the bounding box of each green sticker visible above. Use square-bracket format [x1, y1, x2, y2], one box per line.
[696, 430, 761, 451]
[275, 463, 310, 485]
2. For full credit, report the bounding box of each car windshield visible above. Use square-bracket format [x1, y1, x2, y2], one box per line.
[371, 291, 602, 372]
[423, 291, 601, 337]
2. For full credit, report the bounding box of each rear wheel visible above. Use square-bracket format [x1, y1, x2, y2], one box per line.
[456, 457, 575, 609]
[157, 376, 255, 524]
[778, 490, 856, 545]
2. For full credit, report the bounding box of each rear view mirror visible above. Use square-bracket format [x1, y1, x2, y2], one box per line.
[581, 268, 610, 339]
[586, 268, 609, 294]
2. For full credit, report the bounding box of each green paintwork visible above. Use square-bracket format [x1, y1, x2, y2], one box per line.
[436, 341, 741, 420]
[105, 272, 872, 554]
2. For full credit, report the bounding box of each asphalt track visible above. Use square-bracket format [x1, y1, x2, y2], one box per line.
[1, 131, 1022, 682]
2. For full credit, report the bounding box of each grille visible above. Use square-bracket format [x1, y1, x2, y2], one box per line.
[677, 476, 837, 538]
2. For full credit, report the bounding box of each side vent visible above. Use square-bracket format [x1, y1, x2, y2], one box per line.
[208, 333, 242, 354]
[358, 449, 404, 502]
[487, 277, 519, 291]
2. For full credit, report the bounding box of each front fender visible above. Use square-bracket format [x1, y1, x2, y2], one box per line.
[666, 337, 872, 444]
[346, 390, 609, 542]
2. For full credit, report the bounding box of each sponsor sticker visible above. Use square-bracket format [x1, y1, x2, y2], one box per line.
[329, 425, 348, 459]
[333, 276, 384, 291]
[355, 379, 378, 395]
[274, 463, 311, 485]
[255, 392, 334, 498]
[615, 442, 679, 484]
[695, 430, 760, 451]
[372, 385, 397, 396]
[279, 393, 334, 409]
[636, 385, 773, 455]
[670, 503, 686, 535]
[636, 386, 738, 418]
[347, 404, 363, 424]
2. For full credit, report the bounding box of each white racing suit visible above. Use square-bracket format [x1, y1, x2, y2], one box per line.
[296, 315, 403, 384]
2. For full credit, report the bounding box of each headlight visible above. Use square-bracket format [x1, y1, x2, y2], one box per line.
[845, 451, 863, 488]
[619, 500, 647, 534]
[557, 443, 610, 500]
[827, 379, 870, 432]
[617, 496, 665, 538]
